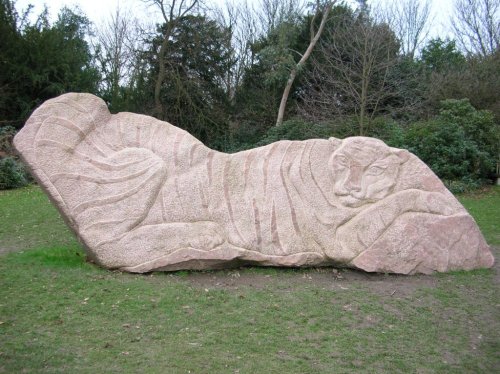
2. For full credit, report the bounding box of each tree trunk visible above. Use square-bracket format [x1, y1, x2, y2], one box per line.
[154, 25, 173, 120]
[275, 2, 333, 127]
[276, 69, 297, 127]
[150, 0, 200, 119]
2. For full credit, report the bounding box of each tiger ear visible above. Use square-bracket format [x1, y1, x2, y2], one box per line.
[329, 137, 342, 149]
[393, 148, 410, 163]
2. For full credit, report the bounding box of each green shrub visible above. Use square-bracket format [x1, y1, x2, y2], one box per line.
[0, 157, 30, 189]
[0, 126, 17, 157]
[226, 120, 270, 153]
[256, 119, 335, 146]
[365, 117, 406, 148]
[403, 99, 498, 183]
[438, 99, 499, 177]
[443, 177, 484, 194]
[404, 120, 488, 180]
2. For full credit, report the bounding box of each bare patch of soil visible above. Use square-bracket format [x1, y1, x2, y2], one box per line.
[184, 267, 439, 298]
[184, 246, 498, 298]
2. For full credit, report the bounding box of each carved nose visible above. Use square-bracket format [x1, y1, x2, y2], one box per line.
[346, 181, 361, 192]
[346, 169, 362, 192]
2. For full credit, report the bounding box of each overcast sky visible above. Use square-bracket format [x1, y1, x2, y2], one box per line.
[15, 0, 455, 40]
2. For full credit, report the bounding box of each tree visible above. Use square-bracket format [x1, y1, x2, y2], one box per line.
[145, 0, 202, 120]
[420, 38, 466, 72]
[24, 7, 100, 99]
[0, 0, 24, 127]
[229, 1, 311, 142]
[93, 5, 147, 112]
[452, 0, 500, 56]
[0, 2, 99, 128]
[257, 0, 305, 34]
[377, 0, 432, 58]
[145, 15, 235, 148]
[275, 0, 334, 126]
[212, 0, 262, 103]
[424, 48, 500, 120]
[299, 6, 400, 135]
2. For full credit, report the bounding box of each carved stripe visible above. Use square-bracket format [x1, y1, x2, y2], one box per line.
[94, 231, 129, 249]
[72, 164, 165, 216]
[172, 132, 187, 214]
[308, 142, 335, 208]
[279, 144, 301, 236]
[147, 120, 156, 150]
[299, 142, 309, 183]
[271, 201, 283, 253]
[244, 150, 255, 191]
[88, 156, 148, 172]
[98, 168, 167, 245]
[173, 132, 185, 168]
[252, 198, 262, 246]
[84, 136, 109, 158]
[223, 158, 245, 243]
[98, 126, 119, 151]
[190, 144, 201, 167]
[46, 116, 108, 157]
[47, 100, 98, 136]
[199, 181, 209, 209]
[37, 139, 150, 171]
[174, 176, 186, 215]
[151, 123, 164, 155]
[94, 117, 118, 151]
[160, 188, 167, 222]
[51, 165, 151, 184]
[263, 143, 278, 193]
[84, 217, 141, 230]
[135, 123, 141, 147]
[118, 119, 126, 148]
[51, 116, 86, 139]
[36, 139, 75, 153]
[206, 151, 214, 186]
[55, 99, 112, 156]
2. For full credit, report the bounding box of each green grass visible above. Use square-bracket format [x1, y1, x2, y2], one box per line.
[0, 186, 499, 373]
[457, 186, 500, 245]
[0, 186, 77, 253]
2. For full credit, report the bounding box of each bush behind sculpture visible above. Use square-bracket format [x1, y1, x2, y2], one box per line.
[403, 99, 498, 185]
[0, 126, 30, 189]
[0, 157, 29, 189]
[247, 100, 498, 192]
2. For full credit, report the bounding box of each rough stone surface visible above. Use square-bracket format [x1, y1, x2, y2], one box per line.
[14, 93, 494, 274]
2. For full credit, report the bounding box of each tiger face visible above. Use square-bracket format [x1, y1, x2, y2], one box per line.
[329, 137, 409, 208]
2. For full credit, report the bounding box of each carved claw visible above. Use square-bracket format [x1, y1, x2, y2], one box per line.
[188, 231, 225, 250]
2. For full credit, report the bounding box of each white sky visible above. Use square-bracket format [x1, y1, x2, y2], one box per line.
[15, 0, 455, 40]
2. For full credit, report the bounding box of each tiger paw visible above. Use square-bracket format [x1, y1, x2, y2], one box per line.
[187, 223, 225, 250]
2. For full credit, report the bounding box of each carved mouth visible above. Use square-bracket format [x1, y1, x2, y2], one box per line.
[337, 194, 365, 207]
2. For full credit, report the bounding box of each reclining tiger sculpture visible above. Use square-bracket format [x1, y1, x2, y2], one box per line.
[14, 93, 494, 274]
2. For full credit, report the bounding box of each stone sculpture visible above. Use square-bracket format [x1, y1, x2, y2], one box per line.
[14, 93, 494, 274]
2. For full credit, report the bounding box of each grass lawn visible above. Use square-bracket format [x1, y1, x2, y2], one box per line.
[0, 185, 499, 373]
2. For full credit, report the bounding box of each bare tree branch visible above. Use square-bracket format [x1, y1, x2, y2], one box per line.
[375, 0, 433, 58]
[144, 0, 202, 119]
[452, 0, 500, 56]
[275, 0, 334, 126]
[299, 12, 400, 135]
[92, 4, 150, 109]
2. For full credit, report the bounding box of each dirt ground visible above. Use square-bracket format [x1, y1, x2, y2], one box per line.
[180, 245, 499, 297]
[2, 238, 497, 295]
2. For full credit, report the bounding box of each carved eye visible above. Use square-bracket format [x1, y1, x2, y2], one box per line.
[335, 155, 348, 167]
[367, 165, 385, 176]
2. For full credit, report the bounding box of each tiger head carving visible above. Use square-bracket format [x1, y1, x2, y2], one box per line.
[329, 137, 409, 208]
